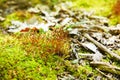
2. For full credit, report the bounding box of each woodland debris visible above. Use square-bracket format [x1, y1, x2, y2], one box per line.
[81, 42, 99, 53]
[78, 42, 103, 61]
[8, 20, 54, 32]
[84, 33, 120, 61]
[90, 62, 120, 75]
[95, 68, 112, 79]
[109, 24, 120, 35]
[5, 2, 120, 79]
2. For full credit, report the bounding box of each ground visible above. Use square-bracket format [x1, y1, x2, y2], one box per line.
[0, 0, 120, 80]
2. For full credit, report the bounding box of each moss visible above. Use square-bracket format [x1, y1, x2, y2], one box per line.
[72, 0, 119, 25]
[29, 0, 41, 6]
[109, 16, 119, 25]
[0, 28, 70, 79]
[1, 0, 120, 79]
[73, 0, 115, 16]
[18, 28, 70, 58]
[76, 65, 93, 79]
[2, 11, 34, 28]
[0, 0, 7, 5]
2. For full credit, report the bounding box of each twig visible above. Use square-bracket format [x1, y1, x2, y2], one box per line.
[84, 33, 120, 61]
[79, 54, 94, 57]
[95, 68, 112, 80]
[90, 62, 120, 75]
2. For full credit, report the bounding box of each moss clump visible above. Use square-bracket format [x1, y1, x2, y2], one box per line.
[18, 28, 70, 58]
[0, 28, 70, 79]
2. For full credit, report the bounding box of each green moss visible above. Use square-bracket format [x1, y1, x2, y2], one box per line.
[0, 0, 6, 3]
[29, 0, 41, 6]
[73, 0, 115, 16]
[2, 11, 33, 28]
[72, 0, 118, 25]
[0, 30, 70, 79]
[109, 15, 120, 25]
[113, 49, 120, 56]
[76, 65, 93, 79]
[1, 0, 120, 79]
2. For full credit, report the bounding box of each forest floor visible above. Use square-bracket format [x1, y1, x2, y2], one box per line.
[0, 0, 120, 80]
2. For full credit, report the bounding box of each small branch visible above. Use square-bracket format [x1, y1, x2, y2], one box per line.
[84, 33, 120, 61]
[90, 62, 120, 75]
[79, 54, 94, 57]
[95, 68, 112, 80]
